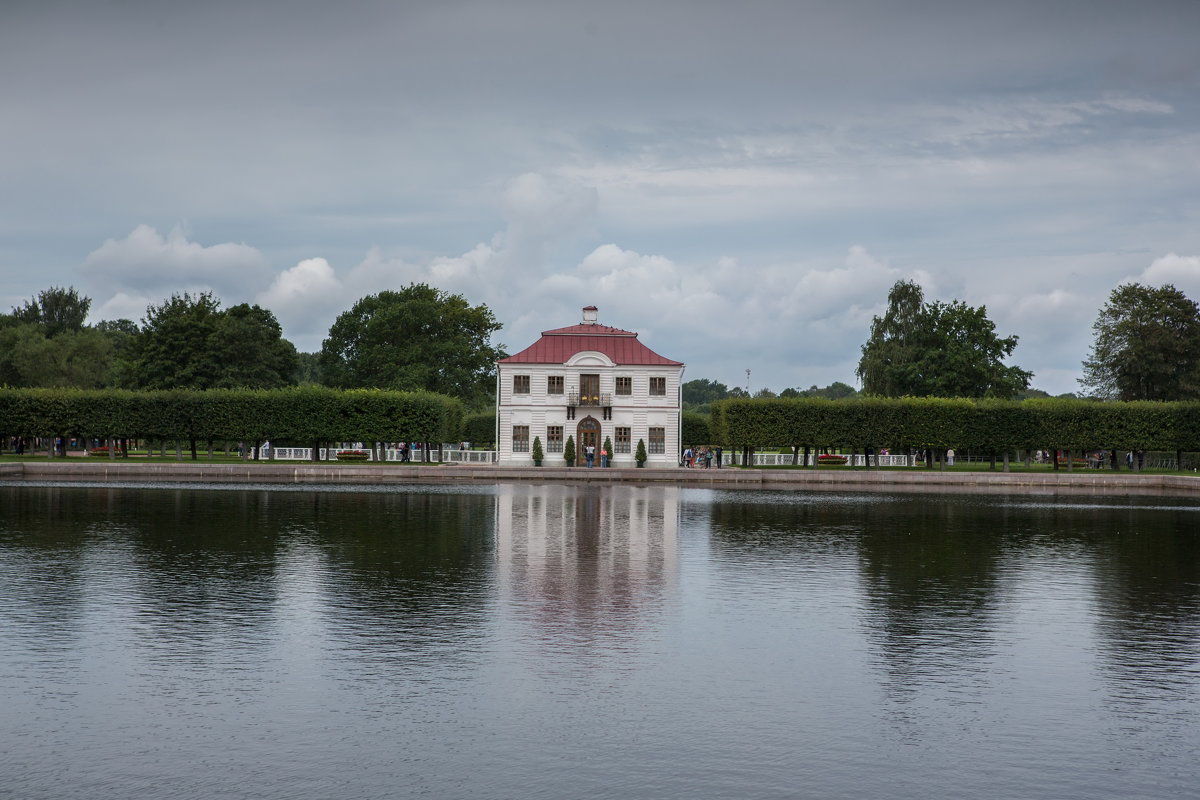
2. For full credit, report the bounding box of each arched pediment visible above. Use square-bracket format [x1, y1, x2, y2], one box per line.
[565, 350, 615, 367]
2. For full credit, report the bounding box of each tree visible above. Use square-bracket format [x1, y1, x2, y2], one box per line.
[782, 381, 858, 400]
[857, 280, 1032, 398]
[1, 326, 113, 388]
[1, 287, 114, 388]
[122, 293, 300, 390]
[319, 284, 504, 407]
[11, 286, 90, 337]
[211, 303, 299, 389]
[1079, 283, 1200, 401]
[122, 292, 224, 389]
[682, 378, 730, 408]
[294, 352, 323, 385]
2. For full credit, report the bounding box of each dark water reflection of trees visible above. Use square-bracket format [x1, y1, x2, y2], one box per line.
[709, 491, 1200, 710]
[0, 486, 496, 675]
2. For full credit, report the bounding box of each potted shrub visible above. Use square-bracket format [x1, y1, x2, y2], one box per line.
[635, 438, 648, 467]
[532, 435, 543, 466]
[602, 436, 613, 467]
[564, 435, 576, 467]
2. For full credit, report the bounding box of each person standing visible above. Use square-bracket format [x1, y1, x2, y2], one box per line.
[703, 448, 713, 469]
[715, 446, 722, 468]
[600, 446, 608, 468]
[585, 443, 595, 468]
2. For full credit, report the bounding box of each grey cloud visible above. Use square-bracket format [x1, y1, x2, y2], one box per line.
[4, 0, 1200, 394]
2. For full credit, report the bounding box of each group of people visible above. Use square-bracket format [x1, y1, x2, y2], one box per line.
[681, 446, 721, 468]
[583, 444, 608, 468]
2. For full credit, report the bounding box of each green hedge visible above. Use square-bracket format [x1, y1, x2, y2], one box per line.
[0, 387, 464, 455]
[462, 411, 497, 448]
[711, 396, 1200, 457]
[681, 410, 710, 447]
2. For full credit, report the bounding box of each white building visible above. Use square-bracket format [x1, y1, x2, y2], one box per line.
[495, 306, 684, 466]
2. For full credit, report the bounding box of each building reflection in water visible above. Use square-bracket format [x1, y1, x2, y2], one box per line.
[494, 484, 679, 654]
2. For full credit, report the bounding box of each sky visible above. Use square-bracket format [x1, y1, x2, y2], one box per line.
[3, 0, 1199, 395]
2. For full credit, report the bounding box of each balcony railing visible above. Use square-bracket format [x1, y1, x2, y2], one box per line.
[566, 391, 612, 407]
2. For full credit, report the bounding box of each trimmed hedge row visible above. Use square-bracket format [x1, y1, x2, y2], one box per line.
[681, 410, 711, 448]
[0, 387, 464, 455]
[461, 411, 497, 448]
[711, 397, 1200, 455]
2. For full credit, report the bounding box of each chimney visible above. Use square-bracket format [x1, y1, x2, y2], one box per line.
[582, 305, 598, 325]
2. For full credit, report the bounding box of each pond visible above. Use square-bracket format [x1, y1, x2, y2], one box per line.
[1, 482, 1197, 799]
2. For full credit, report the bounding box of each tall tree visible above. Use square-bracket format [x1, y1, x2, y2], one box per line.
[11, 286, 91, 337]
[211, 303, 299, 388]
[319, 284, 504, 406]
[1079, 283, 1200, 401]
[856, 280, 925, 397]
[123, 292, 224, 389]
[122, 293, 300, 389]
[1, 287, 116, 387]
[1, 326, 114, 388]
[857, 280, 1032, 398]
[682, 378, 730, 408]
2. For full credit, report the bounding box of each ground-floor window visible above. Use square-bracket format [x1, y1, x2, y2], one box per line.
[547, 426, 563, 452]
[648, 427, 665, 454]
[512, 425, 530, 452]
[615, 427, 631, 453]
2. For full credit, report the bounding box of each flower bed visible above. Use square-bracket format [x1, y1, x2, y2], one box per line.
[87, 447, 122, 457]
[816, 454, 848, 466]
[335, 450, 370, 461]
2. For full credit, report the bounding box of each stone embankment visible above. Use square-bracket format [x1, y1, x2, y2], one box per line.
[3, 460, 1199, 495]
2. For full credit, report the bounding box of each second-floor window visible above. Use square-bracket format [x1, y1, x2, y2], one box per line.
[649, 377, 666, 396]
[513, 375, 530, 394]
[580, 374, 600, 404]
[615, 376, 632, 395]
[547, 376, 564, 395]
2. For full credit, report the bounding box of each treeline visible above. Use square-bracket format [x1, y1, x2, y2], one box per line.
[1, 284, 504, 410]
[711, 396, 1200, 466]
[0, 387, 464, 460]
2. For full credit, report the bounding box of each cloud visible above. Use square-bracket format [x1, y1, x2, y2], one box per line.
[256, 257, 343, 338]
[93, 291, 156, 324]
[500, 172, 598, 246]
[1139, 253, 1200, 297]
[82, 225, 272, 300]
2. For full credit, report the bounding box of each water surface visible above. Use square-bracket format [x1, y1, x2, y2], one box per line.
[1, 483, 1197, 799]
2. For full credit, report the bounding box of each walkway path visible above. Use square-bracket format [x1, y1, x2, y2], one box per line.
[3, 461, 1199, 496]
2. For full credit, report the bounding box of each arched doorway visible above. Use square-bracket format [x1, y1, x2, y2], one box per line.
[576, 416, 601, 466]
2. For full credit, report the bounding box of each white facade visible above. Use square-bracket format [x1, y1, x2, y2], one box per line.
[495, 308, 684, 467]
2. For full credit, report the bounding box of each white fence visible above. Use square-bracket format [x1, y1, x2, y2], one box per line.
[728, 452, 912, 467]
[263, 445, 499, 464]
[261, 445, 909, 468]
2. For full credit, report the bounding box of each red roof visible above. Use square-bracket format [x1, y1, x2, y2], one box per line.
[500, 323, 682, 366]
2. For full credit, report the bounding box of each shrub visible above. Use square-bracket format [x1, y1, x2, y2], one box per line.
[636, 438, 648, 464]
[532, 436, 543, 463]
[564, 435, 575, 465]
